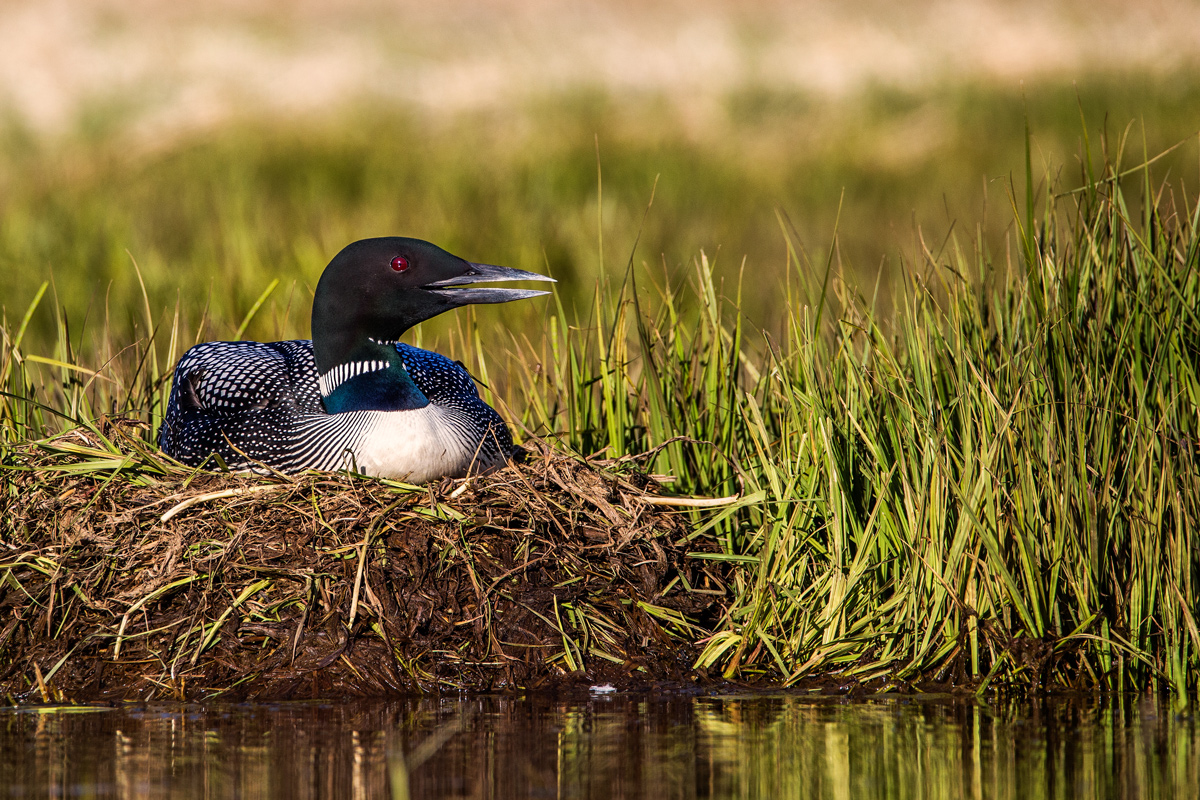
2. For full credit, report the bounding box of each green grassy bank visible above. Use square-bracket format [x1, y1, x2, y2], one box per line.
[2, 87, 1199, 695]
[493, 133, 1200, 695]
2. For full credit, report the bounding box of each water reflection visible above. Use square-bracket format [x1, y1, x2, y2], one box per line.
[0, 693, 1195, 799]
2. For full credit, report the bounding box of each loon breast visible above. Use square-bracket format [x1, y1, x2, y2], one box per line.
[349, 404, 505, 483]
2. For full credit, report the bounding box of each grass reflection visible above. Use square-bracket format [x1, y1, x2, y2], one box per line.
[692, 696, 1199, 799]
[1, 695, 1194, 798]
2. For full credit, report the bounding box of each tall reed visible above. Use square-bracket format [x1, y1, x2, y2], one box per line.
[499, 138, 1200, 692]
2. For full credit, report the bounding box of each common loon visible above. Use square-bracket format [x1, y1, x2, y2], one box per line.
[157, 237, 553, 482]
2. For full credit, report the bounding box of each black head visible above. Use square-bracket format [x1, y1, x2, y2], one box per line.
[311, 237, 553, 373]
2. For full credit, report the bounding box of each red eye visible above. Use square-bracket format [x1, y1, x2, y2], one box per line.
[390, 255, 410, 272]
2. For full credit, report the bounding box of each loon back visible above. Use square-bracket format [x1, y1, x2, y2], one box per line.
[157, 340, 514, 482]
[156, 237, 553, 482]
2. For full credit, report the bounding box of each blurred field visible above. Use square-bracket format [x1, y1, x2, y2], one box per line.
[2, 0, 1200, 356]
[8, 1, 1200, 133]
[3, 76, 1200, 358]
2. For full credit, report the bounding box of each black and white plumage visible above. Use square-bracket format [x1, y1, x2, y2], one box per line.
[158, 340, 511, 481]
[157, 237, 553, 483]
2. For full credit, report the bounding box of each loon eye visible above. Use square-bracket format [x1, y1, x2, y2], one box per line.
[390, 255, 410, 272]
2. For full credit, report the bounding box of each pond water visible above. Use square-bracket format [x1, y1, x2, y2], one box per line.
[0, 692, 1195, 799]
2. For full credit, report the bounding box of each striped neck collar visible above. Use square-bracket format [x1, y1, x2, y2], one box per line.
[319, 359, 391, 397]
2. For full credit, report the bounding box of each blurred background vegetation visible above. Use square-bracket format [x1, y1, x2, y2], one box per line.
[1, 0, 1198, 370]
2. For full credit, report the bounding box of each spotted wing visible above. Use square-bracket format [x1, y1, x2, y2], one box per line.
[157, 339, 330, 469]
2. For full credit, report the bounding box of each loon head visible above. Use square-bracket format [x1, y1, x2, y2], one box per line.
[311, 237, 554, 375]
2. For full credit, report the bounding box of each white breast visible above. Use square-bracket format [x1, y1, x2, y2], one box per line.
[349, 406, 485, 483]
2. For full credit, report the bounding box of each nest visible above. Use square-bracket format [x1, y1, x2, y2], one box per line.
[0, 426, 729, 702]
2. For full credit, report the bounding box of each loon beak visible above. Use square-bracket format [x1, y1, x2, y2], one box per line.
[423, 262, 556, 304]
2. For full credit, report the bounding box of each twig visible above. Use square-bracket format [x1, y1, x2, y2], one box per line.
[160, 484, 287, 522]
[639, 493, 741, 508]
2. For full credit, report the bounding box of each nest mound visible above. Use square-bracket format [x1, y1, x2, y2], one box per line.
[0, 427, 728, 702]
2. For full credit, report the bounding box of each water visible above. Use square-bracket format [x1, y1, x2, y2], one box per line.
[1, 693, 1195, 799]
